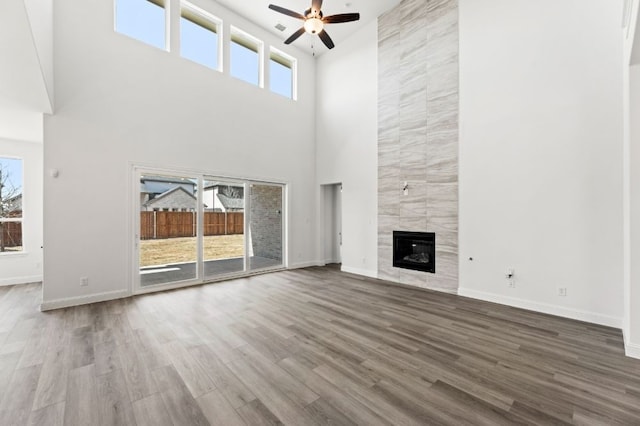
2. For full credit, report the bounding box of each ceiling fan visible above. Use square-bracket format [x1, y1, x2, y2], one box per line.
[268, 0, 360, 50]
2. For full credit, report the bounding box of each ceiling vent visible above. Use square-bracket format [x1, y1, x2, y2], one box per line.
[275, 23, 287, 32]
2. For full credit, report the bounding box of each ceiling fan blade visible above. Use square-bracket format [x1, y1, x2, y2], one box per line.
[318, 29, 335, 49]
[323, 13, 360, 24]
[311, 0, 323, 13]
[284, 27, 306, 44]
[268, 4, 305, 20]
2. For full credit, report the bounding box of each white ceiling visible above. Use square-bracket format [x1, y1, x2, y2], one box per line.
[214, 0, 400, 56]
[0, 0, 51, 113]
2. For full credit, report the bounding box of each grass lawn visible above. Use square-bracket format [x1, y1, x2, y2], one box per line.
[140, 234, 244, 267]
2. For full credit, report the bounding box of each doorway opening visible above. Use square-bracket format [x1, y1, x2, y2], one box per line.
[322, 183, 342, 266]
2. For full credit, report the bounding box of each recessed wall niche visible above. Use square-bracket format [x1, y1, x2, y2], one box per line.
[377, 0, 459, 292]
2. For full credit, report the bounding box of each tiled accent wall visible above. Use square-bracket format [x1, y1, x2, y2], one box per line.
[378, 0, 459, 293]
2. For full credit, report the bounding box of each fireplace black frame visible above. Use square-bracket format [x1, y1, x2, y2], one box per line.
[393, 231, 435, 273]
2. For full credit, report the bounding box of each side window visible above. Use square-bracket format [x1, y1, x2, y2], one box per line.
[180, 3, 222, 71]
[0, 157, 23, 253]
[230, 27, 263, 87]
[115, 0, 167, 50]
[270, 48, 296, 100]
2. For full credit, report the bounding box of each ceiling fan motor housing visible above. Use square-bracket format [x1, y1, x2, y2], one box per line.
[304, 8, 323, 19]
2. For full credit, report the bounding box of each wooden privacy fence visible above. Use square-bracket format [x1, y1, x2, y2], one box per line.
[0, 222, 22, 249]
[140, 211, 243, 240]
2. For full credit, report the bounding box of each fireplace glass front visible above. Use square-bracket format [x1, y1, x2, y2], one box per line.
[392, 231, 435, 273]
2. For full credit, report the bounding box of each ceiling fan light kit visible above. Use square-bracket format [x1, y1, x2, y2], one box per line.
[268, 0, 360, 49]
[304, 17, 324, 34]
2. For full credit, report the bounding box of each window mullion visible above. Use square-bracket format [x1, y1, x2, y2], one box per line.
[168, 0, 180, 53]
[197, 175, 204, 281]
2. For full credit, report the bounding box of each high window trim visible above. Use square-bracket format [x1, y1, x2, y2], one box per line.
[114, 0, 168, 50]
[114, 0, 298, 99]
[269, 46, 297, 100]
[180, 1, 223, 72]
[230, 26, 265, 88]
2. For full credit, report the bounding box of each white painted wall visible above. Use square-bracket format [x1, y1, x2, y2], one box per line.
[316, 21, 378, 278]
[630, 0, 640, 64]
[623, 60, 631, 351]
[0, 2, 46, 287]
[0, 137, 43, 286]
[43, 0, 316, 306]
[0, 108, 43, 144]
[628, 64, 640, 356]
[458, 0, 624, 327]
[623, 0, 640, 358]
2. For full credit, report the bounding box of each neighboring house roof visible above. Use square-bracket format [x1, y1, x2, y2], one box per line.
[204, 182, 222, 190]
[216, 193, 244, 210]
[143, 187, 196, 208]
[140, 177, 196, 195]
[141, 176, 195, 185]
[204, 182, 244, 191]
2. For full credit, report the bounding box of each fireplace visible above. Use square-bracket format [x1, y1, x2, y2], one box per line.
[393, 231, 435, 273]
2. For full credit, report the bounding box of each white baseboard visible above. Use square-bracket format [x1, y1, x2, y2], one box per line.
[41, 289, 131, 311]
[289, 260, 324, 269]
[626, 341, 640, 359]
[287, 262, 378, 280]
[0, 275, 43, 286]
[458, 288, 622, 329]
[341, 266, 378, 279]
[40, 262, 323, 310]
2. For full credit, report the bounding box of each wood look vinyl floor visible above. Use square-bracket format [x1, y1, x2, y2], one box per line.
[1, 266, 640, 425]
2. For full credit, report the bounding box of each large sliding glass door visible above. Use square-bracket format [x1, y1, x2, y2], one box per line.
[134, 168, 285, 292]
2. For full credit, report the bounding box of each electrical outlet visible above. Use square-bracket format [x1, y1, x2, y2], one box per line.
[80, 277, 89, 287]
[506, 268, 515, 288]
[558, 287, 567, 297]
